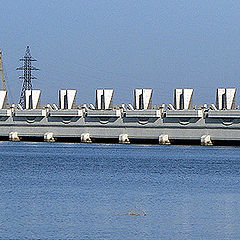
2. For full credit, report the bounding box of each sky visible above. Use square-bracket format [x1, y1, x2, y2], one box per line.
[1, 0, 240, 107]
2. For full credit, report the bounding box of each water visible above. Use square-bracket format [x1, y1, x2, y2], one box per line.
[0, 142, 240, 239]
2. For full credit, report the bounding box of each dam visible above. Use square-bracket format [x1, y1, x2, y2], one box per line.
[0, 87, 239, 146]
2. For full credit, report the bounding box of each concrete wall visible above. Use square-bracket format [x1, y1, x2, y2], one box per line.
[1, 108, 240, 144]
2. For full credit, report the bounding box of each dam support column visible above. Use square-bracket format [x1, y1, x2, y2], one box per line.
[81, 133, 92, 143]
[201, 135, 213, 146]
[44, 132, 55, 142]
[9, 132, 20, 142]
[119, 134, 130, 144]
[159, 134, 170, 145]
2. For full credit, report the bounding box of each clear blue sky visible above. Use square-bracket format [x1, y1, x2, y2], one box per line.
[1, 0, 240, 106]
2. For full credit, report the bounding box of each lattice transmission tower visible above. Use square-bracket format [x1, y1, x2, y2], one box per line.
[17, 46, 39, 107]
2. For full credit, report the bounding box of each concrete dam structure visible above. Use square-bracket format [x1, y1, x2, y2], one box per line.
[0, 87, 240, 146]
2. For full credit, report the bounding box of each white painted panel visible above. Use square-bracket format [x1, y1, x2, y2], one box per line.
[143, 89, 153, 109]
[225, 88, 236, 110]
[67, 90, 77, 109]
[0, 91, 7, 109]
[183, 89, 194, 110]
[25, 90, 31, 109]
[59, 90, 67, 109]
[31, 90, 41, 109]
[96, 89, 104, 109]
[104, 89, 114, 109]
[174, 89, 183, 110]
[216, 88, 226, 110]
[134, 89, 143, 110]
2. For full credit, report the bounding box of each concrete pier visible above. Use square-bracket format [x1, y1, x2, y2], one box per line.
[81, 133, 92, 143]
[119, 134, 130, 144]
[9, 132, 20, 142]
[44, 132, 55, 142]
[201, 135, 213, 146]
[159, 134, 171, 145]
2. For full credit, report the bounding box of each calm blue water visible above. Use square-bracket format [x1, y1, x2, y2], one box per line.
[0, 142, 240, 239]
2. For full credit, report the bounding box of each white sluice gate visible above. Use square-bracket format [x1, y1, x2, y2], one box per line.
[95, 89, 114, 110]
[25, 90, 41, 109]
[59, 89, 77, 109]
[216, 88, 236, 110]
[134, 89, 153, 110]
[174, 89, 194, 110]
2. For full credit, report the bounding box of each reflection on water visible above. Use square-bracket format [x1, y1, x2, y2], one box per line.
[0, 142, 240, 239]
